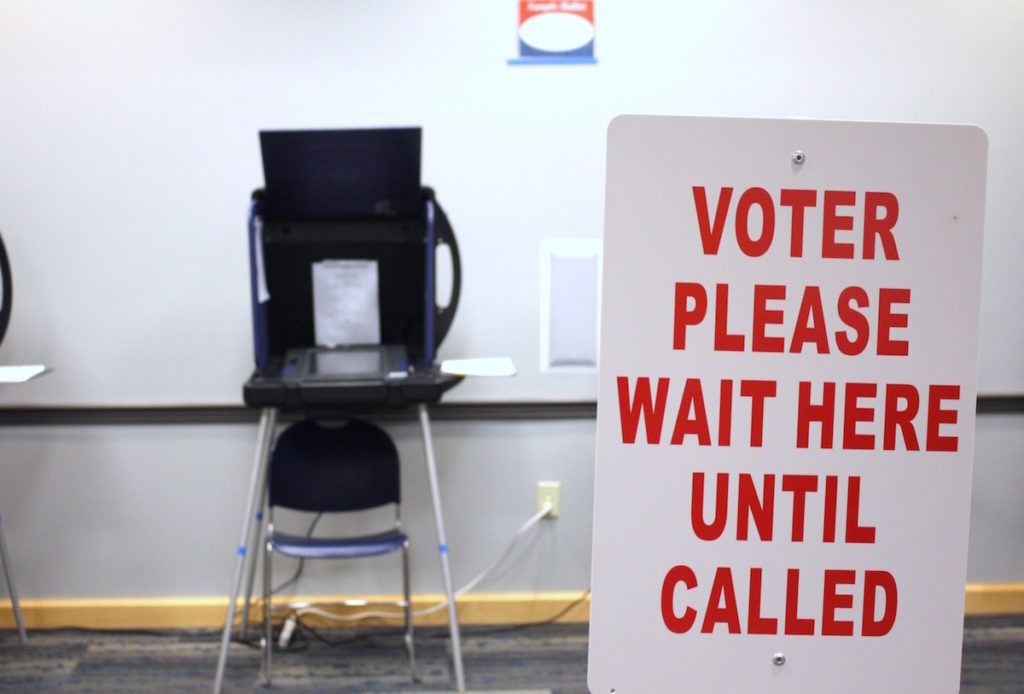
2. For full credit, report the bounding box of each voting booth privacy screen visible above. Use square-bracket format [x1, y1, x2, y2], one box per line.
[589, 116, 987, 693]
[243, 128, 465, 409]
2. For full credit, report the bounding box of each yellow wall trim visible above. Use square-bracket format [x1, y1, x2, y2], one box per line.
[965, 583, 1024, 615]
[0, 591, 591, 631]
[0, 585, 1020, 631]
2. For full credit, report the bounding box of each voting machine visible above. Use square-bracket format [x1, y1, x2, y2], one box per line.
[243, 127, 463, 409]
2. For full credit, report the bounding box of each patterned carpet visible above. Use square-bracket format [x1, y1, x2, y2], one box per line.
[0, 617, 1021, 692]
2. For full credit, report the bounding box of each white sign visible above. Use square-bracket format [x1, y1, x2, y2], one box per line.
[589, 116, 987, 693]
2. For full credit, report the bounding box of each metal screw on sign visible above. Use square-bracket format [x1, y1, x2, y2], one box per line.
[773, 652, 787, 667]
[792, 150, 806, 165]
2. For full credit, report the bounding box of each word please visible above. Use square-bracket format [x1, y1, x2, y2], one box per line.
[673, 282, 910, 356]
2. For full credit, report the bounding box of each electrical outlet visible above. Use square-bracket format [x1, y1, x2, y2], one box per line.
[537, 480, 560, 518]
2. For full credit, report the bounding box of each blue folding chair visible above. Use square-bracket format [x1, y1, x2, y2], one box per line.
[260, 418, 415, 685]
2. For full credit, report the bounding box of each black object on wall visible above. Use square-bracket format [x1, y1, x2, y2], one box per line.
[0, 231, 11, 348]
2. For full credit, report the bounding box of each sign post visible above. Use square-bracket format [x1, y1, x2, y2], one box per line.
[589, 116, 987, 693]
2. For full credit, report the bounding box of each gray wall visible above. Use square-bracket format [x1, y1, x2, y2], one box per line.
[0, 2, 1022, 601]
[0, 417, 599, 598]
[0, 412, 1021, 601]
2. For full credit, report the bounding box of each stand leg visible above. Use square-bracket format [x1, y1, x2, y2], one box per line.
[417, 404, 466, 693]
[240, 483, 269, 639]
[0, 516, 27, 644]
[214, 407, 277, 694]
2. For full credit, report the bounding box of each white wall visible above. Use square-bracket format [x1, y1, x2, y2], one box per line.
[1, 1, 1023, 405]
[0, 1, 1021, 600]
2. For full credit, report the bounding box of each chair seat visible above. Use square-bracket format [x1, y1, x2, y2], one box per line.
[270, 528, 408, 559]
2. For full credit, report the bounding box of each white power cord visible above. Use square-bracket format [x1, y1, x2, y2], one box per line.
[416, 501, 553, 617]
[277, 501, 554, 647]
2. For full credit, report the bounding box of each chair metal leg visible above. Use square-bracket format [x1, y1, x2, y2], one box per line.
[0, 517, 26, 644]
[402, 540, 418, 682]
[261, 542, 272, 687]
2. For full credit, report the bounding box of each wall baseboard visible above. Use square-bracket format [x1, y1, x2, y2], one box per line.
[964, 583, 1024, 615]
[0, 591, 591, 631]
[0, 585, 1019, 631]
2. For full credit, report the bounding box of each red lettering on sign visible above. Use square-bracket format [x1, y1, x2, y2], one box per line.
[883, 383, 921, 451]
[753, 284, 786, 352]
[691, 473, 875, 544]
[735, 188, 775, 257]
[785, 568, 816, 635]
[845, 476, 876, 544]
[797, 381, 836, 449]
[822, 569, 857, 636]
[835, 286, 870, 355]
[927, 385, 960, 452]
[863, 570, 899, 636]
[747, 567, 779, 634]
[741, 379, 776, 447]
[822, 190, 856, 259]
[790, 286, 829, 353]
[617, 376, 669, 444]
[781, 474, 818, 542]
[877, 288, 911, 356]
[714, 284, 745, 351]
[797, 381, 961, 451]
[617, 377, 777, 447]
[823, 475, 838, 543]
[670, 378, 712, 445]
[701, 567, 742, 633]
[737, 474, 775, 541]
[672, 282, 909, 356]
[660, 564, 899, 636]
[660, 564, 698, 633]
[673, 283, 707, 350]
[617, 376, 958, 452]
[691, 472, 729, 541]
[692, 186, 733, 255]
[718, 379, 733, 446]
[863, 192, 900, 260]
[780, 188, 817, 257]
[843, 382, 877, 450]
[691, 186, 901, 260]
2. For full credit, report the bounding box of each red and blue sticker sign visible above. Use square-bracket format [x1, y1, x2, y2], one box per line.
[509, 1, 597, 65]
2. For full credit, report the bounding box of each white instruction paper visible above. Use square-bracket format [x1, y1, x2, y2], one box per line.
[312, 259, 381, 347]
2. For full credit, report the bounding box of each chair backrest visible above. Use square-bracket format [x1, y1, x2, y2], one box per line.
[268, 418, 400, 514]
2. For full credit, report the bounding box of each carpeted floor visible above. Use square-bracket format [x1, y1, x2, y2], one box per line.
[0, 617, 1021, 692]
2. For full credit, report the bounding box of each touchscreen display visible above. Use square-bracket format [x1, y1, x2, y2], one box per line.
[309, 349, 382, 377]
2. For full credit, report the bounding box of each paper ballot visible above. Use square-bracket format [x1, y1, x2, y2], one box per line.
[0, 365, 46, 383]
[440, 357, 517, 377]
[312, 260, 381, 347]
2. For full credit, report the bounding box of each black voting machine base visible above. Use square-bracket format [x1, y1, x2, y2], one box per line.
[243, 185, 463, 410]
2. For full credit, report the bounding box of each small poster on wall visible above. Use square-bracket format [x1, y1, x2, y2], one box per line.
[508, 1, 597, 65]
